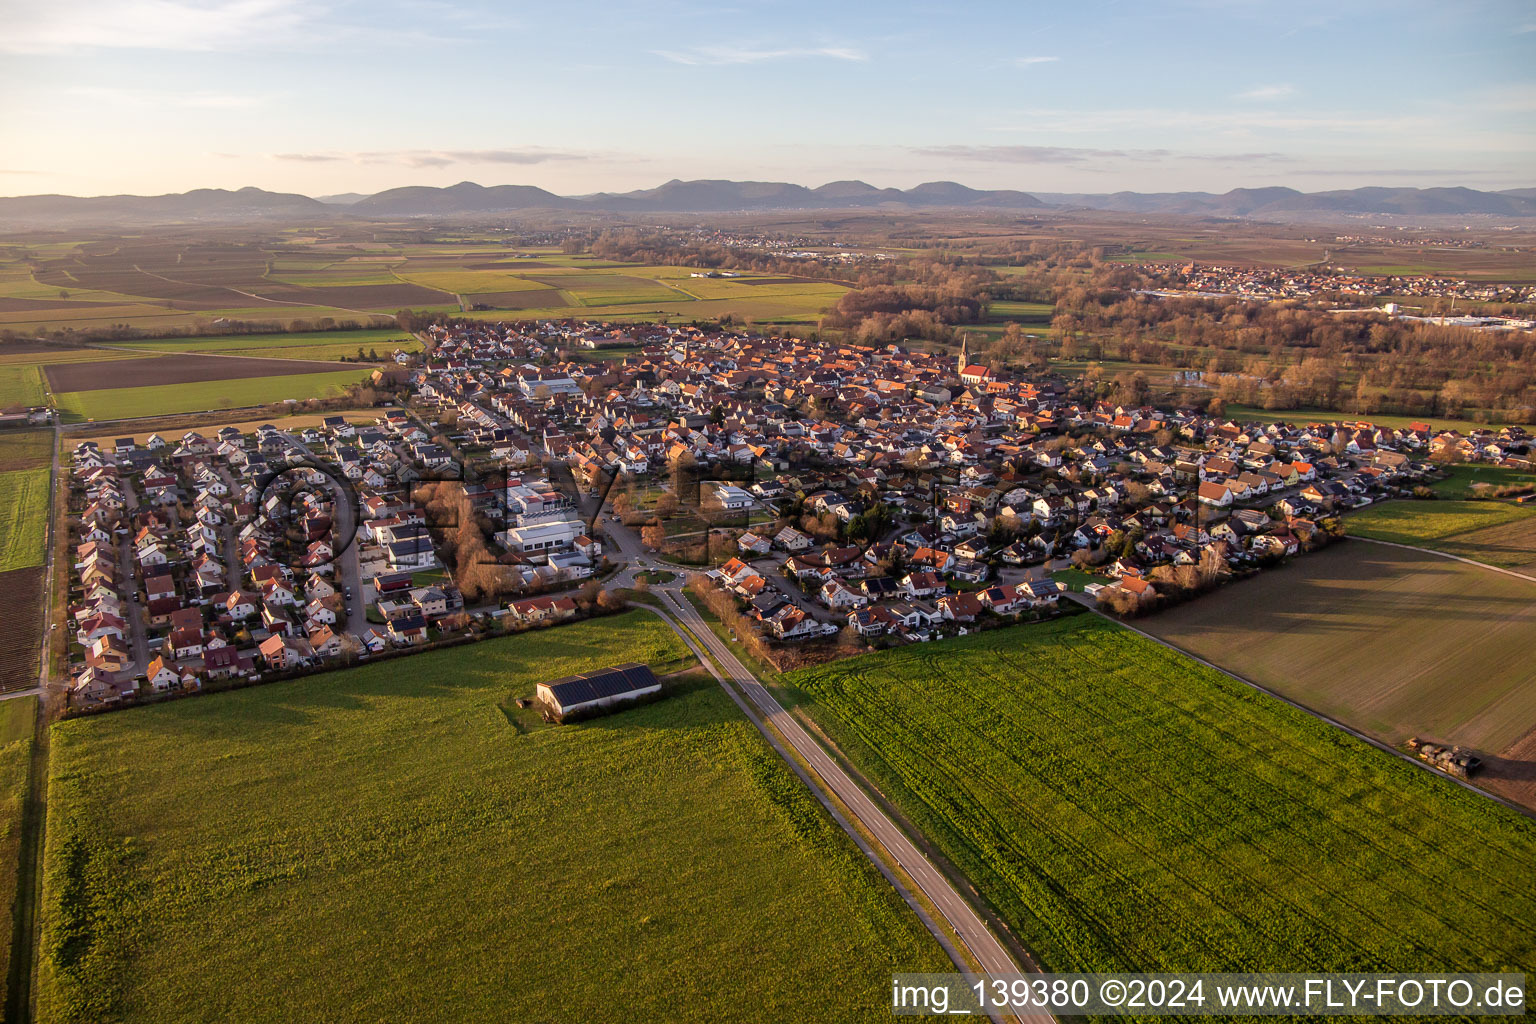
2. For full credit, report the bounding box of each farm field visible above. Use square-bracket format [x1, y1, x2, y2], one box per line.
[52, 367, 375, 422]
[0, 570, 45, 691]
[42, 353, 365, 393]
[0, 362, 45, 409]
[0, 467, 48, 570]
[113, 328, 419, 362]
[1143, 543, 1536, 808]
[0, 430, 51, 471]
[783, 613, 1536, 980]
[39, 613, 947, 1024]
[0, 696, 35, 1010]
[1347, 498, 1536, 568]
[2, 238, 850, 331]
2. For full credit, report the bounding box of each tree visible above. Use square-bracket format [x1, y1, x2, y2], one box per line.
[641, 521, 666, 550]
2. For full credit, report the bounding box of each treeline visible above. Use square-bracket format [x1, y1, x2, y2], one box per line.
[1054, 292, 1536, 421]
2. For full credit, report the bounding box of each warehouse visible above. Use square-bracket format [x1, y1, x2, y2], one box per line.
[536, 663, 662, 720]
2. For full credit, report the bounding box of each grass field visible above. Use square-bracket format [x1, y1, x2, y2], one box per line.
[0, 467, 48, 570]
[0, 430, 52, 472]
[782, 613, 1536, 979]
[1428, 464, 1536, 498]
[0, 364, 45, 409]
[1144, 543, 1536, 805]
[114, 329, 418, 362]
[1347, 499, 1536, 568]
[39, 613, 947, 1024]
[52, 368, 375, 422]
[1224, 404, 1532, 432]
[0, 697, 35, 1012]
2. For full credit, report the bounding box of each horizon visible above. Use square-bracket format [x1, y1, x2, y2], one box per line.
[2, 0, 1533, 198]
[6, 176, 1535, 203]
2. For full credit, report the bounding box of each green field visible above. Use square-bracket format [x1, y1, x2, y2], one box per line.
[0, 364, 45, 409]
[1428, 464, 1536, 498]
[0, 697, 35, 1012]
[0, 430, 52, 472]
[1224, 404, 1532, 432]
[1348, 499, 1536, 567]
[0, 467, 48, 570]
[782, 614, 1536, 978]
[115, 329, 417, 361]
[39, 614, 947, 1023]
[52, 368, 376, 422]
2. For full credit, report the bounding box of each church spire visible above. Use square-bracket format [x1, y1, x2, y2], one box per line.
[957, 334, 968, 375]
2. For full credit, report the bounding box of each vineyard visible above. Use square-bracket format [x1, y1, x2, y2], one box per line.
[0, 568, 43, 690]
[782, 616, 1536, 977]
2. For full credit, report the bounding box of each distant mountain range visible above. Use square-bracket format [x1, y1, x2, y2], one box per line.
[3, 180, 1534, 227]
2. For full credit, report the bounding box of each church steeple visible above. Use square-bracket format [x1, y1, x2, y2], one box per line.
[957, 334, 968, 375]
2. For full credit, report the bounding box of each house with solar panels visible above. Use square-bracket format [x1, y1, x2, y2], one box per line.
[536, 663, 662, 721]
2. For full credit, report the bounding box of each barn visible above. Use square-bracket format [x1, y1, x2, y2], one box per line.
[536, 663, 662, 720]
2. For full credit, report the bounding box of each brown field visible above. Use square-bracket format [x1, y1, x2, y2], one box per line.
[1427, 517, 1536, 573]
[1141, 542, 1536, 809]
[0, 297, 123, 312]
[468, 288, 566, 309]
[0, 430, 52, 471]
[43, 354, 361, 392]
[0, 567, 43, 690]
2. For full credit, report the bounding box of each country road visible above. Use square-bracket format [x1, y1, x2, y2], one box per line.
[610, 521, 1052, 1022]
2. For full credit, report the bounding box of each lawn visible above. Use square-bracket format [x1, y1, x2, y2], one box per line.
[52, 368, 375, 421]
[39, 614, 946, 1024]
[782, 614, 1536, 978]
[1428, 464, 1536, 498]
[0, 467, 49, 570]
[1143, 543, 1536, 805]
[0, 697, 35, 1012]
[1347, 498, 1536, 567]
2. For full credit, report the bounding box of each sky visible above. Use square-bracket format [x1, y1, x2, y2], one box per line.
[1, 0, 1533, 199]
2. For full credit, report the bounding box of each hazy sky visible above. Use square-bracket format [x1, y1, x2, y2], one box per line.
[2, 0, 1533, 198]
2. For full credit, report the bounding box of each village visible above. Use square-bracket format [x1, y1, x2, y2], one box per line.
[1153, 259, 1536, 309]
[61, 317, 1534, 709]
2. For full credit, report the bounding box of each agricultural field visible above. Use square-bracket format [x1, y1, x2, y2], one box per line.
[0, 467, 48, 570]
[0, 696, 35, 1009]
[1427, 464, 1536, 498]
[0, 430, 51, 472]
[1144, 543, 1536, 808]
[39, 613, 947, 1024]
[51, 368, 376, 422]
[113, 328, 419, 363]
[1347, 498, 1536, 568]
[0, 568, 45, 690]
[0, 362, 45, 409]
[783, 613, 1536, 980]
[2, 237, 849, 332]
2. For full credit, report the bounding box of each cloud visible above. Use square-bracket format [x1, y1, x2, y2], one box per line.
[652, 45, 867, 66]
[272, 149, 593, 168]
[910, 145, 1292, 165]
[0, 169, 46, 176]
[1236, 84, 1296, 101]
[0, 0, 311, 54]
[1517, 22, 1536, 33]
[1013, 56, 1059, 66]
[989, 106, 1431, 135]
